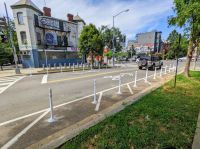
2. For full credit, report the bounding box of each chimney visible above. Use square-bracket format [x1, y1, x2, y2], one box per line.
[43, 7, 51, 17]
[67, 14, 74, 22]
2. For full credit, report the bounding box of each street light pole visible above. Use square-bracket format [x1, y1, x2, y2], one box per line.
[4, 2, 20, 74]
[112, 9, 129, 67]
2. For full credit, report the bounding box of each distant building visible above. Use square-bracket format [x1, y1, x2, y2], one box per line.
[132, 31, 162, 54]
[11, 0, 85, 68]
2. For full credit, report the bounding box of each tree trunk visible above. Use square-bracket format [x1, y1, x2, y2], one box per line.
[184, 39, 193, 77]
[91, 51, 94, 68]
[0, 65, 3, 71]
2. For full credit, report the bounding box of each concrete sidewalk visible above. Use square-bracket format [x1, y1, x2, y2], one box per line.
[192, 113, 200, 149]
[0, 69, 176, 149]
[0, 68, 43, 77]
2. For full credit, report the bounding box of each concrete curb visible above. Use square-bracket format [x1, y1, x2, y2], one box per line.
[28, 75, 174, 149]
[192, 111, 200, 149]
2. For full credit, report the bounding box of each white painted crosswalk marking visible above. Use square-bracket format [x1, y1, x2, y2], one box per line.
[0, 76, 25, 94]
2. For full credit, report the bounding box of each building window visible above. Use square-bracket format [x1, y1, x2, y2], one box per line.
[17, 12, 24, 24]
[20, 31, 27, 45]
[36, 32, 41, 45]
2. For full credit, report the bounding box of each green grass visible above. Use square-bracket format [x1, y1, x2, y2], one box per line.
[60, 71, 200, 149]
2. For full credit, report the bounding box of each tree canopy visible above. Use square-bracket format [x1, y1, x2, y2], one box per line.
[166, 30, 188, 59]
[100, 25, 124, 52]
[168, 0, 200, 76]
[78, 24, 104, 65]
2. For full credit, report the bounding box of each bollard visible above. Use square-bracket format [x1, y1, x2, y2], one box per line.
[83, 64, 85, 71]
[48, 88, 56, 123]
[64, 63, 66, 69]
[169, 64, 171, 72]
[153, 67, 157, 79]
[69, 63, 71, 69]
[160, 66, 163, 77]
[92, 79, 97, 104]
[173, 64, 175, 72]
[49, 64, 51, 70]
[98, 63, 100, 70]
[165, 66, 167, 74]
[73, 63, 75, 72]
[91, 64, 92, 70]
[106, 64, 108, 69]
[117, 74, 122, 94]
[134, 71, 137, 87]
[60, 64, 63, 73]
[54, 63, 56, 69]
[43, 64, 45, 70]
[145, 68, 148, 83]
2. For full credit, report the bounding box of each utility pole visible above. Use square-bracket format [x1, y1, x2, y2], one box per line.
[4, 2, 20, 74]
[174, 34, 181, 88]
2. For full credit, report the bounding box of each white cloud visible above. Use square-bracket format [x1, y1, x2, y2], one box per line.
[0, 0, 174, 40]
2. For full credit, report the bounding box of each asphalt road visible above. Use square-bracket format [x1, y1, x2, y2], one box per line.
[0, 61, 183, 124]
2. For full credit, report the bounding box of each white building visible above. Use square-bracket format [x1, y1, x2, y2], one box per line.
[11, 0, 85, 68]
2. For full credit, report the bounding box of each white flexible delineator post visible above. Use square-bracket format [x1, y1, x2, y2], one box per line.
[73, 63, 75, 72]
[145, 68, 148, 83]
[117, 74, 122, 94]
[134, 71, 137, 87]
[153, 67, 157, 79]
[92, 79, 97, 104]
[48, 88, 56, 123]
[160, 66, 163, 77]
[165, 66, 167, 74]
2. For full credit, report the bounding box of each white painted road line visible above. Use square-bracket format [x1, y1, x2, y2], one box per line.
[0, 76, 25, 94]
[95, 92, 103, 111]
[0, 67, 174, 127]
[1, 110, 49, 149]
[127, 83, 134, 94]
[41, 74, 48, 84]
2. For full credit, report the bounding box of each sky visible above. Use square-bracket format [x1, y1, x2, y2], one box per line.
[0, 0, 181, 41]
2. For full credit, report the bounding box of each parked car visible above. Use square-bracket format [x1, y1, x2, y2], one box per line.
[138, 56, 163, 70]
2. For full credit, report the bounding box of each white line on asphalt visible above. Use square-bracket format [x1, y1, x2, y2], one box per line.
[127, 83, 134, 95]
[0, 76, 25, 94]
[0, 82, 11, 86]
[41, 74, 48, 84]
[0, 67, 173, 127]
[1, 110, 49, 149]
[95, 92, 103, 111]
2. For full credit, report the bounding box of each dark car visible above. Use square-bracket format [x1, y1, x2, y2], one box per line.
[138, 56, 163, 70]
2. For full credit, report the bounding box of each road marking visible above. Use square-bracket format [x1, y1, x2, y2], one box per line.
[127, 83, 134, 94]
[95, 92, 103, 111]
[48, 69, 134, 84]
[0, 76, 25, 94]
[41, 74, 48, 84]
[0, 66, 174, 127]
[1, 110, 49, 149]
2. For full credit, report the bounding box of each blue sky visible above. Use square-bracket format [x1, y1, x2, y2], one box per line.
[0, 0, 181, 41]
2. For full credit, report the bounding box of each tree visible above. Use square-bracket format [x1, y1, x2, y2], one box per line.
[166, 30, 188, 59]
[100, 25, 123, 52]
[168, 0, 200, 77]
[78, 24, 104, 66]
[128, 45, 136, 58]
[0, 36, 13, 70]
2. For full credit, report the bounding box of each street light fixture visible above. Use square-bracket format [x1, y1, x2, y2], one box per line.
[112, 9, 129, 67]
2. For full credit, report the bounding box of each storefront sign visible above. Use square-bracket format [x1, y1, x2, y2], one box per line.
[39, 16, 60, 30]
